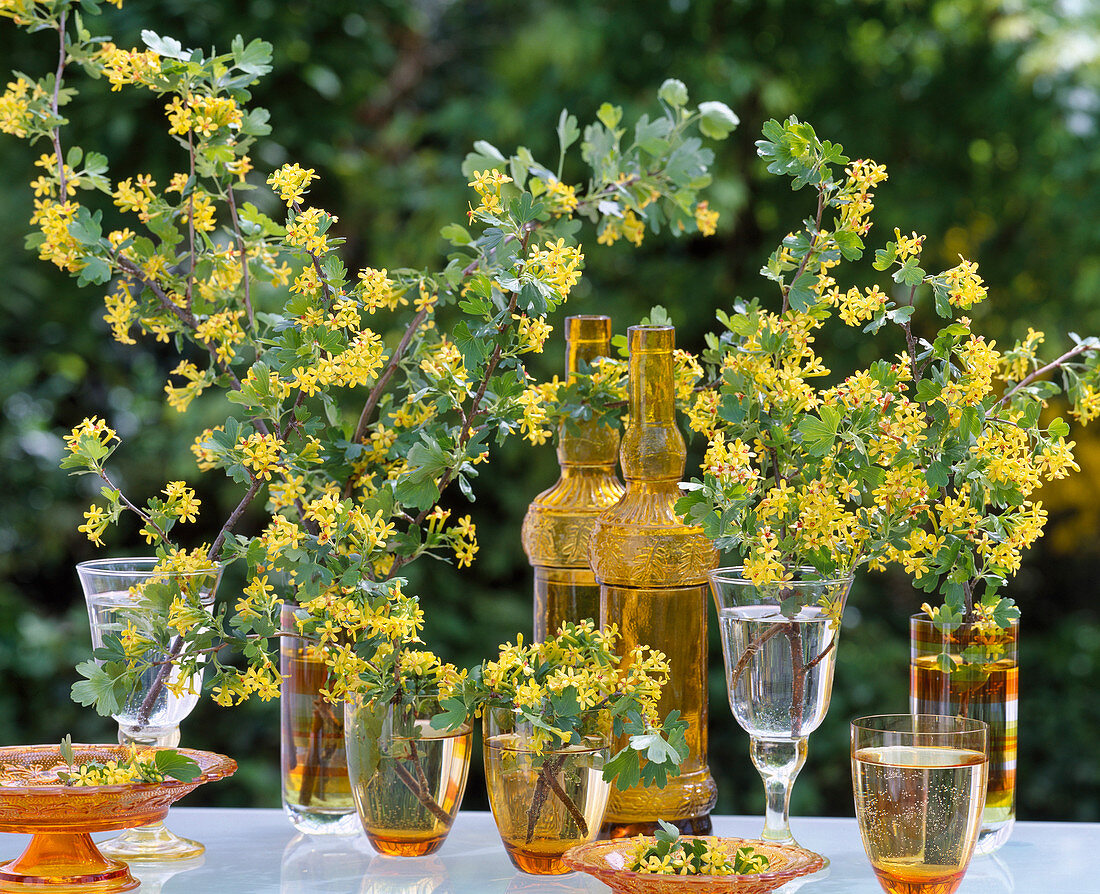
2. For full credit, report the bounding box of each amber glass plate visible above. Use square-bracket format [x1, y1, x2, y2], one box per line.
[562, 837, 825, 894]
[0, 744, 236, 893]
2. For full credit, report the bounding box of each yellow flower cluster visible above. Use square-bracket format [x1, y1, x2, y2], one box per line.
[517, 378, 558, 445]
[829, 284, 887, 327]
[694, 200, 719, 236]
[1072, 384, 1100, 424]
[98, 43, 162, 91]
[211, 655, 282, 705]
[191, 309, 244, 365]
[113, 174, 158, 221]
[943, 257, 987, 309]
[702, 433, 757, 484]
[451, 515, 478, 568]
[286, 207, 336, 256]
[526, 238, 584, 300]
[64, 416, 118, 455]
[0, 75, 43, 138]
[1002, 328, 1044, 383]
[165, 93, 242, 137]
[598, 208, 647, 247]
[545, 178, 578, 217]
[513, 313, 552, 353]
[674, 349, 704, 403]
[103, 282, 138, 345]
[467, 168, 512, 217]
[626, 837, 748, 876]
[238, 432, 286, 481]
[30, 198, 83, 272]
[164, 360, 212, 412]
[483, 620, 670, 750]
[79, 503, 111, 547]
[267, 163, 318, 207]
[280, 579, 426, 703]
[419, 337, 468, 388]
[357, 267, 406, 314]
[840, 158, 888, 235]
[66, 753, 144, 786]
[391, 648, 464, 701]
[718, 309, 828, 418]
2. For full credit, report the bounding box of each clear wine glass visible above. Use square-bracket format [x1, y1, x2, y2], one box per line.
[708, 567, 852, 851]
[852, 714, 988, 894]
[77, 557, 222, 860]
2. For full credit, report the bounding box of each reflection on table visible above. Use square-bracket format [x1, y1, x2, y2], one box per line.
[0, 808, 1090, 893]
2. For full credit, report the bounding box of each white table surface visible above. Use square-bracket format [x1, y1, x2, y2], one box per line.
[2, 809, 1096, 892]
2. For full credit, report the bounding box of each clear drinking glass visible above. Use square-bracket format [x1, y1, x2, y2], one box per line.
[77, 557, 222, 860]
[281, 605, 358, 835]
[852, 714, 989, 894]
[708, 567, 852, 850]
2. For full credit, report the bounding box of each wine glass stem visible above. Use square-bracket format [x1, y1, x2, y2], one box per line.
[751, 736, 808, 844]
[118, 724, 181, 749]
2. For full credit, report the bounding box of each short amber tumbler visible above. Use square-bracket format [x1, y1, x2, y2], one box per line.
[345, 694, 472, 857]
[483, 708, 610, 874]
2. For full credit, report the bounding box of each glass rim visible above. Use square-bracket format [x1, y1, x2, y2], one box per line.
[76, 556, 222, 577]
[909, 610, 1019, 626]
[708, 566, 854, 587]
[850, 713, 989, 736]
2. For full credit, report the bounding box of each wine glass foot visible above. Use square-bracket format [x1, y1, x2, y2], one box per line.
[0, 832, 138, 893]
[759, 832, 829, 871]
[97, 820, 204, 861]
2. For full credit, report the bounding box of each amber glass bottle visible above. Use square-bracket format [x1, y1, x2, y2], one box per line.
[522, 315, 625, 642]
[591, 324, 718, 837]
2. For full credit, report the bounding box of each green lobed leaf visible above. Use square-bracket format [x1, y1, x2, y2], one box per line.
[153, 750, 202, 782]
[70, 660, 132, 717]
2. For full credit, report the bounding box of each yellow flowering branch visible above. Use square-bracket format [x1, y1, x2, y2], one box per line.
[5, 3, 734, 719]
[678, 115, 1100, 639]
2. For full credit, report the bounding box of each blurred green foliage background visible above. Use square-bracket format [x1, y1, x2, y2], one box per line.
[1, 0, 1098, 822]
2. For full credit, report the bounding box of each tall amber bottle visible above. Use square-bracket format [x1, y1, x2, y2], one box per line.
[522, 315, 625, 642]
[591, 324, 718, 837]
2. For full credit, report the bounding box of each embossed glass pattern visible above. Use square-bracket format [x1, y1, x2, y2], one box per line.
[523, 315, 624, 642]
[591, 324, 718, 837]
[0, 744, 235, 892]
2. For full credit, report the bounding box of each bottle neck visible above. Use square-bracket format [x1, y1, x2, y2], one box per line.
[559, 315, 617, 467]
[629, 347, 676, 425]
[622, 325, 684, 481]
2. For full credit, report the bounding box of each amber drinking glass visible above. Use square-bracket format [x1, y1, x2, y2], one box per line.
[852, 714, 988, 894]
[77, 557, 222, 861]
[483, 707, 609, 874]
[345, 693, 471, 856]
[910, 613, 1018, 855]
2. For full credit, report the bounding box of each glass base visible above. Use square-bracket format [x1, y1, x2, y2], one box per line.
[973, 817, 1014, 857]
[97, 821, 204, 861]
[0, 832, 138, 893]
[601, 814, 712, 839]
[283, 804, 360, 837]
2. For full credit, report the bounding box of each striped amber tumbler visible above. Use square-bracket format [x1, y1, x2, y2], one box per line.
[910, 613, 1018, 855]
